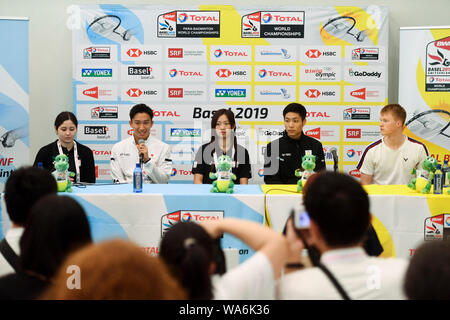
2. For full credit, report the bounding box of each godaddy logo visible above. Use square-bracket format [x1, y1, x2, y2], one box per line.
[348, 68, 381, 78]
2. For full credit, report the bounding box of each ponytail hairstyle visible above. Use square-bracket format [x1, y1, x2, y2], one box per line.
[159, 221, 214, 299]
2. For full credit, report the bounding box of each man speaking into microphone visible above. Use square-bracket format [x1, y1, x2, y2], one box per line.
[111, 104, 172, 184]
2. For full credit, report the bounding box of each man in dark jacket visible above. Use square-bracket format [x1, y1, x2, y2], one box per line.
[264, 103, 326, 184]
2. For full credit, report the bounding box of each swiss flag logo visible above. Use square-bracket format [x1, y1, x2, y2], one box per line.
[127, 88, 142, 97]
[216, 69, 231, 78]
[305, 128, 320, 139]
[305, 89, 321, 98]
[350, 88, 366, 100]
[83, 87, 98, 99]
[305, 49, 322, 58]
[127, 49, 142, 57]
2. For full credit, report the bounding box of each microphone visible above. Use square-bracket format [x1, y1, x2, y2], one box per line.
[138, 139, 145, 166]
[330, 147, 338, 172]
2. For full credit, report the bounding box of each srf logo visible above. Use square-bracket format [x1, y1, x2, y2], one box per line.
[127, 49, 142, 57]
[168, 48, 183, 58]
[346, 129, 361, 138]
[168, 88, 183, 98]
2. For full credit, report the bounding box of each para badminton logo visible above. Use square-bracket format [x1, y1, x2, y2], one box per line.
[242, 11, 304, 38]
[161, 210, 224, 237]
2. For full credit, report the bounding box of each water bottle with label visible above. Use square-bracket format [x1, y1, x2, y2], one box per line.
[442, 160, 449, 188]
[133, 163, 143, 193]
[433, 164, 443, 194]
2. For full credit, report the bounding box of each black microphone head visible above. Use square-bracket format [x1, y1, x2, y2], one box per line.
[330, 147, 338, 160]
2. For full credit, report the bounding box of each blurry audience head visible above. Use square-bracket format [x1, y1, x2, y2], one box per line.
[404, 241, 450, 300]
[304, 171, 370, 249]
[41, 239, 186, 300]
[159, 221, 215, 299]
[20, 195, 92, 279]
[4, 166, 57, 226]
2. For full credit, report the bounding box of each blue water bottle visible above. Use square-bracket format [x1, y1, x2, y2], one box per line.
[133, 163, 143, 193]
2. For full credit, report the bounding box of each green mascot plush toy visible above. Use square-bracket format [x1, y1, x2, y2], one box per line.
[53, 154, 75, 192]
[295, 154, 316, 192]
[209, 155, 236, 194]
[407, 156, 437, 194]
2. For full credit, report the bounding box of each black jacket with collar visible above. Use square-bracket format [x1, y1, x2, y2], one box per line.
[263, 131, 326, 184]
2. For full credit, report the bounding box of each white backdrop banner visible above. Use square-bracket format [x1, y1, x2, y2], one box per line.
[0, 18, 29, 198]
[72, 5, 389, 183]
[399, 27, 450, 165]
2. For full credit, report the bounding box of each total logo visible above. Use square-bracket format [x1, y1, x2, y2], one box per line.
[161, 210, 224, 237]
[258, 69, 267, 78]
[347, 149, 356, 158]
[262, 13, 272, 23]
[169, 69, 178, 77]
[258, 168, 264, 177]
[171, 168, 192, 176]
[168, 69, 203, 77]
[178, 13, 188, 23]
[258, 69, 292, 78]
[214, 49, 248, 57]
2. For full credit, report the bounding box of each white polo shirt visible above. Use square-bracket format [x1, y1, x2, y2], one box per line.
[357, 136, 429, 185]
[277, 247, 408, 300]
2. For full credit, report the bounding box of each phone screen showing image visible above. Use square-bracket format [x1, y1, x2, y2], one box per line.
[294, 211, 310, 229]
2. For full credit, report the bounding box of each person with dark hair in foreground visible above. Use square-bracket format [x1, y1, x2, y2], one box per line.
[41, 240, 187, 300]
[278, 171, 408, 300]
[192, 109, 252, 184]
[33, 111, 96, 183]
[264, 103, 326, 184]
[404, 241, 450, 300]
[0, 195, 92, 299]
[0, 166, 57, 277]
[111, 103, 172, 183]
[159, 218, 288, 300]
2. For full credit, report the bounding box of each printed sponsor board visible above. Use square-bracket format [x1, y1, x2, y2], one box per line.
[161, 210, 224, 236]
[121, 124, 162, 140]
[210, 45, 252, 62]
[303, 125, 340, 142]
[166, 85, 207, 101]
[254, 45, 296, 62]
[121, 84, 163, 102]
[77, 124, 118, 141]
[299, 86, 341, 102]
[343, 145, 366, 162]
[242, 11, 305, 38]
[254, 85, 296, 101]
[299, 46, 342, 63]
[165, 45, 207, 61]
[77, 45, 117, 61]
[344, 65, 385, 83]
[299, 65, 341, 82]
[120, 64, 161, 81]
[343, 126, 381, 142]
[158, 11, 220, 38]
[95, 163, 112, 181]
[121, 45, 162, 61]
[210, 65, 252, 82]
[343, 107, 371, 120]
[165, 65, 207, 82]
[426, 36, 450, 92]
[255, 65, 297, 82]
[86, 144, 113, 161]
[345, 46, 384, 62]
[210, 86, 251, 102]
[77, 85, 118, 101]
[343, 86, 385, 102]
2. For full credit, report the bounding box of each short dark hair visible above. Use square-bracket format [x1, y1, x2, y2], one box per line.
[304, 171, 370, 247]
[129, 104, 154, 121]
[19, 194, 92, 278]
[283, 103, 307, 121]
[404, 241, 450, 300]
[54, 112, 78, 129]
[159, 221, 214, 299]
[381, 104, 407, 125]
[4, 166, 57, 225]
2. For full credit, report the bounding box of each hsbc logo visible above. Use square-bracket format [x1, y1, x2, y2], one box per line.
[127, 88, 142, 97]
[305, 49, 321, 58]
[346, 129, 361, 138]
[168, 48, 183, 58]
[305, 89, 321, 98]
[168, 88, 183, 98]
[127, 49, 142, 57]
[216, 69, 231, 78]
[305, 49, 336, 58]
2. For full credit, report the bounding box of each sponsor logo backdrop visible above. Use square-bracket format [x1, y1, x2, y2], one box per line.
[73, 5, 389, 182]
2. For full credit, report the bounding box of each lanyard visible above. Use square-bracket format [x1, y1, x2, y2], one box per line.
[57, 140, 80, 183]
